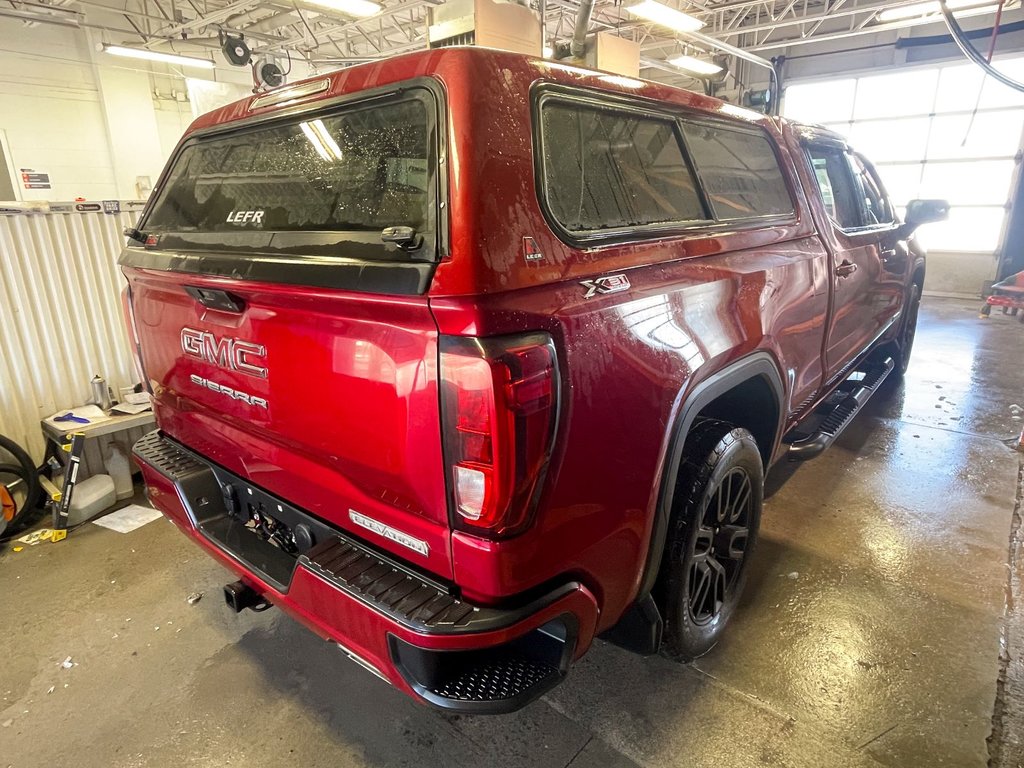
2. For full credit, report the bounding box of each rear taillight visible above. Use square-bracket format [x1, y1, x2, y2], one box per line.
[440, 333, 559, 538]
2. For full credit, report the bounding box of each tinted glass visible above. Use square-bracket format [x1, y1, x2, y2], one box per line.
[808, 146, 861, 229]
[540, 101, 707, 233]
[145, 95, 434, 241]
[850, 154, 894, 225]
[681, 123, 794, 220]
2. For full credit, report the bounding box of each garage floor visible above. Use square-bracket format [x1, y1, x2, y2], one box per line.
[2, 296, 1023, 768]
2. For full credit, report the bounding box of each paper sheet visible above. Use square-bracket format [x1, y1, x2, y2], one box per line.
[45, 404, 111, 428]
[92, 504, 163, 533]
[110, 401, 152, 415]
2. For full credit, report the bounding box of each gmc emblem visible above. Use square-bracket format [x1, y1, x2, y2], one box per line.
[181, 328, 268, 378]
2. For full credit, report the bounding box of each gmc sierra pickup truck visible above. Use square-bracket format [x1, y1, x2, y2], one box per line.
[122, 47, 948, 714]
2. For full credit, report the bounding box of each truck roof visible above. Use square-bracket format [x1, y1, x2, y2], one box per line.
[184, 46, 776, 138]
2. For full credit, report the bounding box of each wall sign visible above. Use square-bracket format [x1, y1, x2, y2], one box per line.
[20, 168, 50, 190]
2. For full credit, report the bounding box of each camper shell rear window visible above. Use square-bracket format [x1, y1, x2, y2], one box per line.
[140, 87, 440, 263]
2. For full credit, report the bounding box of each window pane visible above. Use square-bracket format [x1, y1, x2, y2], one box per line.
[808, 147, 861, 229]
[853, 69, 938, 119]
[847, 117, 929, 163]
[874, 163, 924, 207]
[851, 154, 894, 225]
[915, 206, 1006, 252]
[783, 79, 856, 123]
[146, 97, 433, 238]
[936, 58, 1024, 111]
[935, 63, 987, 113]
[927, 110, 1024, 160]
[920, 160, 1016, 205]
[681, 123, 794, 220]
[979, 57, 1024, 110]
[540, 102, 706, 232]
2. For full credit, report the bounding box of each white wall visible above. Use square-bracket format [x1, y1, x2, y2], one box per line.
[0, 19, 315, 201]
[0, 23, 118, 200]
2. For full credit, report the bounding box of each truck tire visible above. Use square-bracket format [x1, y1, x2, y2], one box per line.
[657, 419, 763, 661]
[893, 283, 921, 377]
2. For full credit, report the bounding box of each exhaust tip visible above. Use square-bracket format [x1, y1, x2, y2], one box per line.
[223, 580, 271, 613]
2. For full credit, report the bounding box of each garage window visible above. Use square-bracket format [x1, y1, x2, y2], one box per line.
[539, 100, 708, 234]
[784, 57, 1024, 252]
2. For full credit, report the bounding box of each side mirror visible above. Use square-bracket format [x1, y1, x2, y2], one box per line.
[899, 198, 950, 238]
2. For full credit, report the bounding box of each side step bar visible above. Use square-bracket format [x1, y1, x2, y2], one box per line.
[786, 356, 895, 462]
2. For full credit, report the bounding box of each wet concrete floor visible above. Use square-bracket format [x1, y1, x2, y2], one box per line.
[2, 296, 1023, 768]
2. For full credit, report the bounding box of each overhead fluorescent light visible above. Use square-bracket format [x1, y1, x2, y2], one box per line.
[303, 0, 381, 17]
[300, 119, 343, 161]
[101, 44, 215, 69]
[627, 1, 704, 33]
[876, 0, 998, 22]
[668, 54, 722, 76]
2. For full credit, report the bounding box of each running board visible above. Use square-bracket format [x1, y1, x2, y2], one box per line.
[785, 356, 895, 462]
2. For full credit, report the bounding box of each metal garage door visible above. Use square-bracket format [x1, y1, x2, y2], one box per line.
[783, 56, 1024, 295]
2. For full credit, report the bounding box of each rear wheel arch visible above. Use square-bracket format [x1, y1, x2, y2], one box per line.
[636, 352, 785, 602]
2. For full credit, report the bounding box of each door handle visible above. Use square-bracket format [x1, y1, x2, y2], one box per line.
[836, 259, 858, 278]
[185, 286, 246, 313]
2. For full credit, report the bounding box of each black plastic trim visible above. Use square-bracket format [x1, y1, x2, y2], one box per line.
[120, 247, 438, 295]
[132, 431, 583, 636]
[636, 352, 786, 601]
[786, 356, 894, 462]
[388, 614, 577, 714]
[599, 593, 663, 655]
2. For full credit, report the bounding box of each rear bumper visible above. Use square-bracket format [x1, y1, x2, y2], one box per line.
[133, 431, 598, 713]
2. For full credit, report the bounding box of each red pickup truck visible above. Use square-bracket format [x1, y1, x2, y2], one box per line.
[122, 47, 948, 713]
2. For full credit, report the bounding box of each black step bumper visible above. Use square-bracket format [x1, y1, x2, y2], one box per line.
[133, 431, 599, 713]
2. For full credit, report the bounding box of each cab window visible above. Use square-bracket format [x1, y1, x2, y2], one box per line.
[807, 146, 862, 230]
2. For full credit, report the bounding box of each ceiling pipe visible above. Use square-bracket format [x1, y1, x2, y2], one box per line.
[939, 0, 1024, 91]
[570, 0, 594, 57]
[0, 7, 81, 26]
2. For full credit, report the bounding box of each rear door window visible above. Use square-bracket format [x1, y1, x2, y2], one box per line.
[142, 90, 437, 259]
[680, 123, 794, 220]
[539, 100, 708, 234]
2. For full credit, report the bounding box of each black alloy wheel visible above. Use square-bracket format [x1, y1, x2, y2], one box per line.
[658, 419, 763, 661]
[687, 466, 753, 625]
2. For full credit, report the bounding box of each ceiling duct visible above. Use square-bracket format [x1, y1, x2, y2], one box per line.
[570, 0, 594, 58]
[428, 0, 541, 55]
